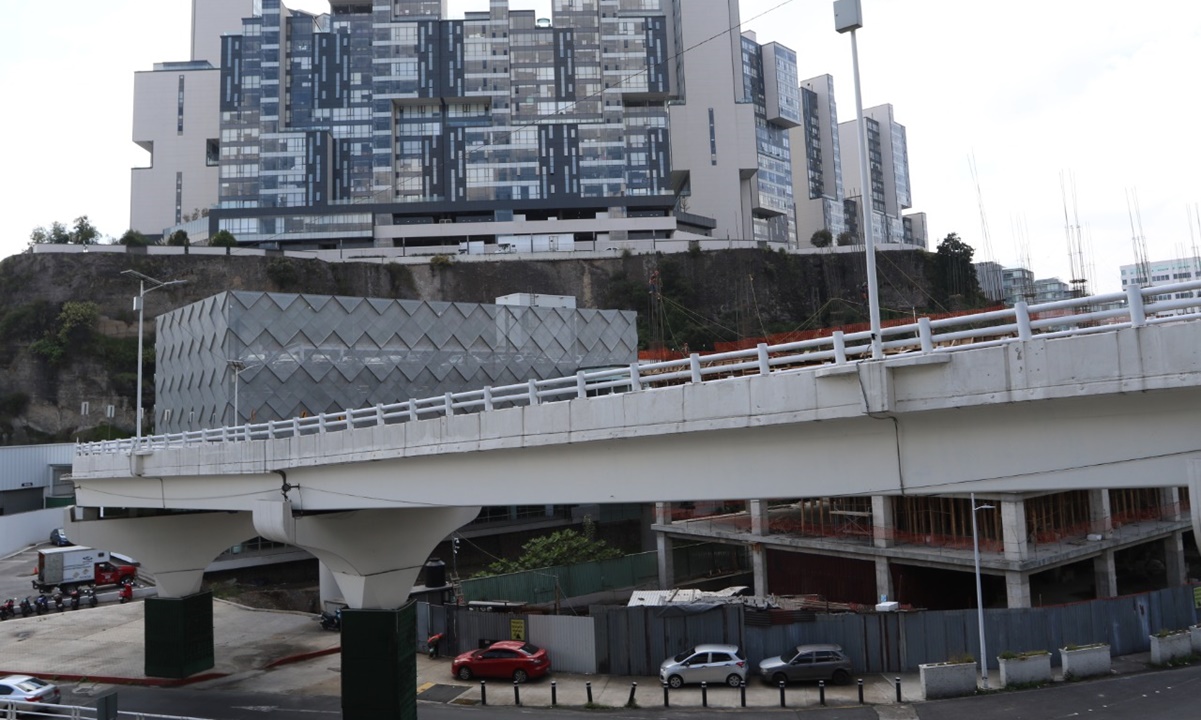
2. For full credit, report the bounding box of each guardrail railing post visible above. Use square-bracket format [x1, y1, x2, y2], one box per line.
[1127, 284, 1147, 327]
[483, 386, 493, 411]
[408, 399, 419, 423]
[528, 379, 540, 406]
[1015, 301, 1033, 341]
[344, 409, 353, 431]
[918, 317, 934, 353]
[689, 353, 702, 383]
[757, 343, 771, 375]
[833, 331, 847, 365]
[628, 363, 642, 391]
[375, 404, 384, 426]
[577, 371, 588, 399]
[444, 393, 454, 417]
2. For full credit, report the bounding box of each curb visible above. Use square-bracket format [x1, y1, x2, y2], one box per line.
[0, 670, 229, 688]
[265, 646, 341, 668]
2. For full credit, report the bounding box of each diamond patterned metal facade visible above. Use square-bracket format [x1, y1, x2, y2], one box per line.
[155, 292, 637, 433]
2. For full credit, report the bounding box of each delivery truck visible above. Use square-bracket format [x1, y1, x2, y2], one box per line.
[32, 546, 137, 593]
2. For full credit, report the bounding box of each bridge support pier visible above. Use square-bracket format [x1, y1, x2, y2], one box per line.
[655, 503, 675, 589]
[341, 602, 418, 720]
[65, 510, 257, 677]
[1094, 550, 1118, 599]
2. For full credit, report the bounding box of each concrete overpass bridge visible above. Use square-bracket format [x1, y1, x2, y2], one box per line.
[69, 282, 1201, 718]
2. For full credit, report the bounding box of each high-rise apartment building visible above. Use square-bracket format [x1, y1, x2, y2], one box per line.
[791, 74, 846, 245]
[132, 0, 816, 251]
[130, 0, 256, 238]
[838, 103, 924, 248]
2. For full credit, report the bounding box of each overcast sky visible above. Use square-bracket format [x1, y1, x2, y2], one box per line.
[1, 0, 1198, 292]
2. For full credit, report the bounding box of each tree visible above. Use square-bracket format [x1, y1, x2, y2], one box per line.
[933, 232, 983, 306]
[29, 221, 70, 246]
[119, 229, 151, 247]
[810, 229, 833, 248]
[167, 230, 190, 247]
[836, 231, 856, 247]
[477, 525, 622, 576]
[69, 216, 100, 245]
[210, 230, 237, 247]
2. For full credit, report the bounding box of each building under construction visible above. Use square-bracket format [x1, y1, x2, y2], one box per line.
[654, 488, 1192, 610]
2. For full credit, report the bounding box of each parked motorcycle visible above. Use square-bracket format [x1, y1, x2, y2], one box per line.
[69, 588, 80, 611]
[53, 591, 65, 612]
[118, 582, 134, 604]
[318, 608, 342, 632]
[84, 587, 98, 608]
[34, 595, 50, 615]
[19, 597, 33, 617]
[0, 598, 14, 620]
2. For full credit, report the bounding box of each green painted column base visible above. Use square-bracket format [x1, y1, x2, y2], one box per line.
[144, 591, 214, 679]
[342, 601, 417, 720]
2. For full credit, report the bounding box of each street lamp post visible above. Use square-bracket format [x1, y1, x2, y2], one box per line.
[225, 359, 255, 426]
[122, 270, 186, 446]
[971, 493, 995, 690]
[834, 0, 883, 359]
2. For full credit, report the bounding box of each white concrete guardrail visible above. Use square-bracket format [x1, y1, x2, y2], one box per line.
[77, 280, 1201, 456]
[2, 699, 208, 720]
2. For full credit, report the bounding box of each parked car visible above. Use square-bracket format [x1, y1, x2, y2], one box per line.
[0, 674, 61, 707]
[49, 528, 71, 546]
[758, 643, 852, 686]
[451, 640, 550, 683]
[659, 644, 748, 688]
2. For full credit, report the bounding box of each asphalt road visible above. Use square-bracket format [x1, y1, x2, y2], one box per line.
[69, 664, 1201, 720]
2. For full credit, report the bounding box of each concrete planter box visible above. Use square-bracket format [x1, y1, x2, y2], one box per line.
[1189, 624, 1201, 655]
[1150, 631, 1192, 665]
[998, 651, 1052, 688]
[1059, 644, 1110, 680]
[920, 661, 978, 699]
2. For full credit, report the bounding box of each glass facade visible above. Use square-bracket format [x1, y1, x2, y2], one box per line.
[740, 36, 796, 245]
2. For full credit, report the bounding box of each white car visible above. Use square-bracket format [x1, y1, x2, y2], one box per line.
[659, 644, 748, 688]
[0, 675, 61, 708]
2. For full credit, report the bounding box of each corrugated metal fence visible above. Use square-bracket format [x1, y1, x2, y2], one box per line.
[422, 585, 1199, 677]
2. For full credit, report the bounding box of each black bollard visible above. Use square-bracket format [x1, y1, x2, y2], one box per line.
[740, 680, 747, 707]
[480, 680, 487, 706]
[586, 681, 593, 704]
[858, 678, 864, 704]
[514, 681, 521, 706]
[895, 676, 902, 702]
[627, 681, 637, 707]
[663, 682, 669, 707]
[779, 680, 786, 708]
[551, 680, 557, 706]
[701, 681, 708, 708]
[819, 680, 826, 706]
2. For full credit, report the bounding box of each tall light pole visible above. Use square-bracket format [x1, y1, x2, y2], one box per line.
[225, 359, 255, 426]
[971, 493, 995, 690]
[122, 270, 186, 446]
[834, 0, 883, 359]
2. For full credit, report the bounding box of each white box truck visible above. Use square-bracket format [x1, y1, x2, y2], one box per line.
[33, 546, 137, 592]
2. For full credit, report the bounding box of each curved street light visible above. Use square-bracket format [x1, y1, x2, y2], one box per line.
[971, 493, 996, 690]
[121, 270, 186, 446]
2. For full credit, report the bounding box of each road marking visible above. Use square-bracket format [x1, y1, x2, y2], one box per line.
[417, 682, 435, 693]
[231, 707, 339, 715]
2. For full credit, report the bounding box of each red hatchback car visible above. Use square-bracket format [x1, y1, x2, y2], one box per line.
[451, 641, 551, 683]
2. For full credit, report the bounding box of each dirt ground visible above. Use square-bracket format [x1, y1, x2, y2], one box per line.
[205, 578, 321, 614]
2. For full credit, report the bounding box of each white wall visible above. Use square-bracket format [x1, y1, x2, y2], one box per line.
[0, 508, 62, 558]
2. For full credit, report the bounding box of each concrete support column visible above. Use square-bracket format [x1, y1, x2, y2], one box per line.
[1159, 487, 1182, 520]
[655, 502, 671, 526]
[65, 510, 257, 678]
[1164, 531, 1188, 587]
[252, 501, 479, 609]
[871, 495, 894, 549]
[749, 499, 769, 536]
[342, 601, 418, 720]
[1001, 499, 1029, 562]
[318, 560, 342, 609]
[1089, 489, 1113, 537]
[657, 532, 675, 589]
[874, 556, 893, 603]
[1094, 550, 1118, 599]
[751, 543, 768, 597]
[1005, 570, 1031, 609]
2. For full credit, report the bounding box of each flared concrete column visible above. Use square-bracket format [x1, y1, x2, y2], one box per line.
[252, 500, 479, 609]
[874, 557, 893, 603]
[1164, 531, 1188, 587]
[1001, 499, 1029, 562]
[750, 500, 769, 536]
[1005, 570, 1031, 609]
[1089, 489, 1113, 536]
[318, 560, 342, 608]
[1094, 549, 1118, 599]
[871, 495, 894, 548]
[751, 543, 768, 596]
[65, 509, 256, 598]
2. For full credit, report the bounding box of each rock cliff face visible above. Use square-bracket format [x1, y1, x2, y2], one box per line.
[0, 248, 935, 443]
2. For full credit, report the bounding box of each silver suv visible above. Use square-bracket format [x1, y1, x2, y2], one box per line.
[758, 643, 852, 686]
[659, 644, 748, 688]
